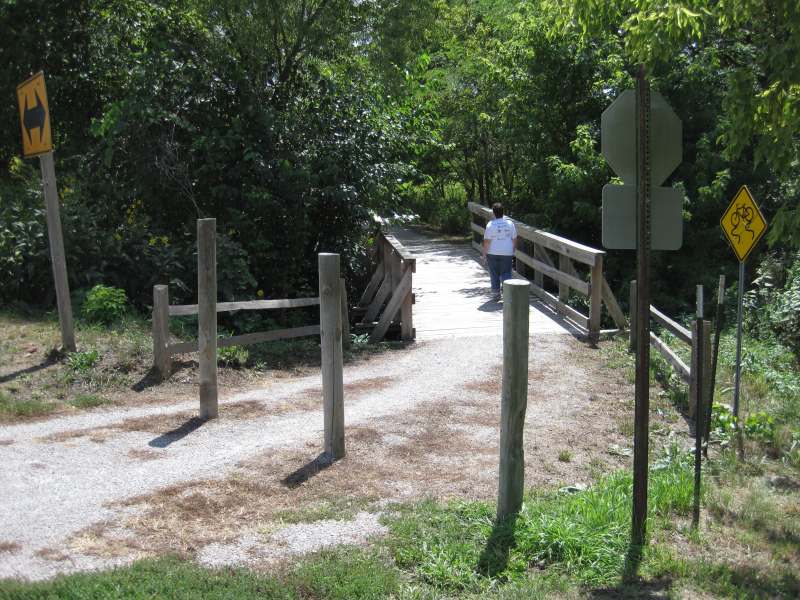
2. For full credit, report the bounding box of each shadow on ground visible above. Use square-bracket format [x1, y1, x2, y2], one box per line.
[149, 417, 207, 448]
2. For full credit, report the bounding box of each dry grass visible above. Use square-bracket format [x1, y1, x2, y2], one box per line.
[0, 541, 21, 554]
[34, 547, 69, 562]
[0, 439, 13, 446]
[127, 449, 162, 461]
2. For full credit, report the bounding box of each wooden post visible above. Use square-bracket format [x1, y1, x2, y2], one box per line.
[40, 152, 75, 351]
[152, 285, 171, 379]
[400, 259, 415, 341]
[320, 253, 345, 459]
[692, 319, 709, 529]
[706, 275, 726, 450]
[629, 280, 637, 352]
[340, 277, 351, 349]
[391, 248, 403, 322]
[588, 254, 604, 344]
[558, 254, 569, 302]
[497, 278, 530, 521]
[197, 218, 218, 419]
[532, 244, 544, 288]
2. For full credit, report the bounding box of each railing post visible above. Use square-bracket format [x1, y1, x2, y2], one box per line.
[692, 318, 710, 529]
[588, 254, 604, 344]
[532, 244, 544, 288]
[198, 218, 218, 420]
[401, 258, 415, 341]
[629, 280, 637, 352]
[497, 278, 531, 522]
[152, 285, 171, 379]
[319, 253, 345, 459]
[558, 254, 569, 302]
[391, 248, 402, 322]
[340, 277, 351, 349]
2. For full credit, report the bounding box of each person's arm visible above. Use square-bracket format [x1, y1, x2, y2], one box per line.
[482, 238, 490, 262]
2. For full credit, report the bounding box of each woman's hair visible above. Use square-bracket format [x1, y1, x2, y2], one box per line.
[492, 203, 503, 218]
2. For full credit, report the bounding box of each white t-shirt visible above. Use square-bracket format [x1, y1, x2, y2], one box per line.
[484, 217, 517, 256]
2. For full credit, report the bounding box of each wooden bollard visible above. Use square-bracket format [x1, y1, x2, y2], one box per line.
[152, 284, 171, 379]
[320, 253, 345, 459]
[198, 218, 218, 419]
[497, 278, 531, 521]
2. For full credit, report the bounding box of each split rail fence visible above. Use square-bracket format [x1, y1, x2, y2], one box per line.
[153, 271, 349, 379]
[469, 202, 627, 341]
[629, 280, 712, 421]
[353, 231, 415, 343]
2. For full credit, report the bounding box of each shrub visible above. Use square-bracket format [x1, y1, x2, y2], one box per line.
[218, 344, 249, 368]
[67, 349, 100, 373]
[82, 284, 128, 324]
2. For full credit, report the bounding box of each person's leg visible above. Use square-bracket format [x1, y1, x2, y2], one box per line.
[487, 254, 502, 293]
[498, 255, 513, 286]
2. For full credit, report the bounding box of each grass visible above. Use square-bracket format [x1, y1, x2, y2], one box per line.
[67, 394, 112, 409]
[0, 389, 56, 418]
[557, 449, 572, 463]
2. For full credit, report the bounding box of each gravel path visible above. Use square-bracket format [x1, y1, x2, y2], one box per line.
[1, 229, 609, 582]
[1, 335, 514, 580]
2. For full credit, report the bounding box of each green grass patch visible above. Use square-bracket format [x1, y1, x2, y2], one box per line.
[272, 497, 373, 525]
[0, 555, 295, 599]
[290, 548, 400, 600]
[384, 455, 694, 592]
[0, 390, 56, 419]
[68, 394, 112, 409]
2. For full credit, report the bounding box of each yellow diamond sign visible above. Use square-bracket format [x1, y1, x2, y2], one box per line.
[16, 71, 53, 158]
[720, 185, 767, 263]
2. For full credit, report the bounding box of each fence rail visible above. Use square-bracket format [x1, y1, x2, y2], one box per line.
[630, 280, 711, 420]
[468, 202, 627, 341]
[153, 286, 344, 379]
[355, 231, 415, 343]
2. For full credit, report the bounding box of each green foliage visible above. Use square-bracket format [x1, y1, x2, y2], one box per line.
[747, 252, 800, 354]
[66, 349, 100, 373]
[0, 390, 56, 419]
[386, 457, 693, 591]
[290, 548, 400, 600]
[82, 284, 128, 325]
[217, 344, 249, 369]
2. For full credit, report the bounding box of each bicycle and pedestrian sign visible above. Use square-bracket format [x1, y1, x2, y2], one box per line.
[720, 185, 767, 263]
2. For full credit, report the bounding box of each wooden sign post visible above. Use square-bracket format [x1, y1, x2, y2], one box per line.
[17, 72, 75, 351]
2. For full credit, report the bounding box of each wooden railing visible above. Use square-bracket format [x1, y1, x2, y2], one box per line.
[468, 202, 627, 341]
[152, 281, 349, 379]
[629, 280, 711, 419]
[354, 232, 415, 343]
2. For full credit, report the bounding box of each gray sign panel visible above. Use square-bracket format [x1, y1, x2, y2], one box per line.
[601, 91, 682, 186]
[602, 184, 683, 250]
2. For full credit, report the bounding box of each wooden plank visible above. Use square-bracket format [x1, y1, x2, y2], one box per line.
[369, 268, 412, 343]
[197, 218, 218, 419]
[357, 260, 384, 307]
[650, 332, 690, 383]
[319, 254, 345, 459]
[650, 305, 692, 345]
[602, 276, 628, 330]
[471, 240, 483, 254]
[558, 254, 569, 302]
[400, 263, 414, 341]
[471, 222, 485, 236]
[40, 152, 76, 351]
[152, 285, 171, 379]
[526, 278, 590, 330]
[168, 325, 321, 355]
[497, 279, 530, 521]
[169, 297, 320, 316]
[382, 233, 415, 262]
[514, 249, 589, 295]
[362, 265, 393, 323]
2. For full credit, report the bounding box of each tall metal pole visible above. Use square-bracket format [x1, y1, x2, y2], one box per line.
[632, 65, 651, 547]
[733, 261, 745, 458]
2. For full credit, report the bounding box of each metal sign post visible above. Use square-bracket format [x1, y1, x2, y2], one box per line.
[16, 72, 75, 352]
[720, 185, 768, 459]
[631, 65, 651, 547]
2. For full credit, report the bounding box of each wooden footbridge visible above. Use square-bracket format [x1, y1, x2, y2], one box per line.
[353, 202, 628, 342]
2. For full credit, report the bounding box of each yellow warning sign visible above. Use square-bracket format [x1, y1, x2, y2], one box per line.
[16, 71, 52, 158]
[720, 185, 767, 263]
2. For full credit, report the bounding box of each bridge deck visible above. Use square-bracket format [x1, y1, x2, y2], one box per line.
[391, 228, 575, 340]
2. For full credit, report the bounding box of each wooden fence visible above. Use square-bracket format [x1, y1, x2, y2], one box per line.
[629, 280, 711, 420]
[152, 279, 349, 379]
[354, 232, 416, 343]
[468, 202, 627, 341]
